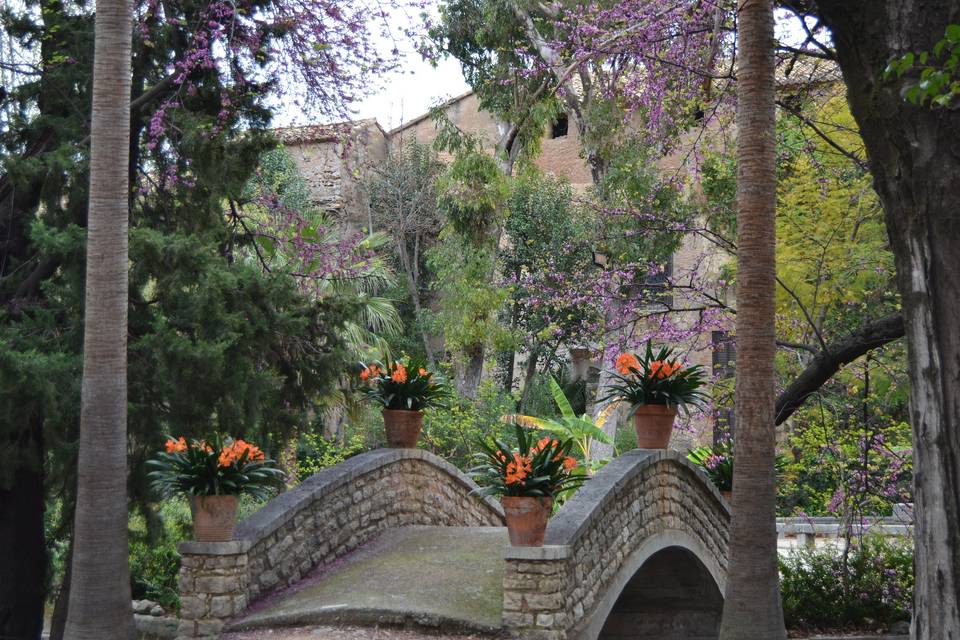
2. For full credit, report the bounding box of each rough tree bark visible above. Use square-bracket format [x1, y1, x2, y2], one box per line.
[806, 3, 960, 636]
[718, 0, 786, 637]
[63, 0, 135, 636]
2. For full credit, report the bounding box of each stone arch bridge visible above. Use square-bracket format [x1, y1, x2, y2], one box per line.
[175, 448, 730, 640]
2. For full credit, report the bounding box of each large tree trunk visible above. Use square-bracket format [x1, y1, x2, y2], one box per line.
[63, 0, 135, 637]
[718, 0, 785, 638]
[811, 3, 960, 636]
[0, 416, 45, 640]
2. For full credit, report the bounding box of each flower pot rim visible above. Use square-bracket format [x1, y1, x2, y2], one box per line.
[382, 408, 424, 414]
[634, 403, 679, 413]
[501, 494, 555, 502]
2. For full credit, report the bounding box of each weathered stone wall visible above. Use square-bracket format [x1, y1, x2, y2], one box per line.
[278, 120, 390, 230]
[176, 449, 504, 639]
[501, 450, 730, 640]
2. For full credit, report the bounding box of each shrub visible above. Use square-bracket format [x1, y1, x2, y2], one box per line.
[419, 381, 515, 470]
[779, 535, 913, 631]
[129, 536, 181, 611]
[296, 431, 367, 479]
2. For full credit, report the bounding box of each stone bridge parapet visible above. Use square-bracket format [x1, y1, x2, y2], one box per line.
[175, 448, 504, 639]
[502, 449, 731, 640]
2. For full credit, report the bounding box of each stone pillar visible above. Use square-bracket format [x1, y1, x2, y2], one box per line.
[502, 546, 570, 640]
[176, 540, 251, 639]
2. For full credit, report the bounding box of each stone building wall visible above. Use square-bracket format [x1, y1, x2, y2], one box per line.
[388, 92, 594, 188]
[501, 450, 730, 640]
[277, 120, 390, 230]
[176, 449, 504, 639]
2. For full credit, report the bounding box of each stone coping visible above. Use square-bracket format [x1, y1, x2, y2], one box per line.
[202, 449, 503, 551]
[178, 539, 252, 556]
[503, 545, 572, 561]
[543, 449, 730, 547]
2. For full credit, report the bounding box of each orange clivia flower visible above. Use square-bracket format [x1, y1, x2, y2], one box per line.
[616, 353, 641, 375]
[505, 452, 532, 485]
[359, 367, 371, 381]
[391, 364, 408, 383]
[165, 437, 187, 454]
[218, 439, 265, 468]
[562, 456, 578, 471]
[418, 368, 428, 377]
[531, 437, 551, 455]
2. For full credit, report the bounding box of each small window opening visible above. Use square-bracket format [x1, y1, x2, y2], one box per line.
[551, 114, 569, 138]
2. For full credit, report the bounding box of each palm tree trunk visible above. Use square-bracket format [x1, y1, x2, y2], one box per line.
[63, 0, 135, 637]
[717, 0, 785, 637]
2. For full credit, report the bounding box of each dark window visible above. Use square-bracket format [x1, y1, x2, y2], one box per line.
[639, 255, 674, 307]
[551, 114, 569, 138]
[711, 330, 736, 378]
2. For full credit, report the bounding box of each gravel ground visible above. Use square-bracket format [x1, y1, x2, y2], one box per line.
[221, 625, 500, 640]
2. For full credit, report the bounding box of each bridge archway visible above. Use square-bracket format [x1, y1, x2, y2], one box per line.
[593, 534, 724, 639]
[502, 449, 730, 640]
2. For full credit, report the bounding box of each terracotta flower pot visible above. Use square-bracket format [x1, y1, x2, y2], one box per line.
[189, 495, 238, 542]
[502, 496, 553, 547]
[720, 489, 733, 503]
[382, 409, 424, 448]
[632, 404, 677, 449]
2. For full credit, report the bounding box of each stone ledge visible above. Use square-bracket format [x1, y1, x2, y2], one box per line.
[178, 540, 252, 556]
[503, 545, 572, 561]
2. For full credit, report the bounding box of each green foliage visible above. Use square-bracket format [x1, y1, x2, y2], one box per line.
[503, 376, 614, 470]
[603, 342, 708, 413]
[502, 169, 599, 350]
[417, 382, 515, 469]
[779, 536, 914, 630]
[687, 441, 733, 492]
[129, 537, 181, 612]
[885, 24, 960, 107]
[427, 232, 512, 354]
[777, 390, 913, 518]
[436, 145, 509, 246]
[471, 424, 585, 498]
[296, 432, 368, 480]
[147, 435, 285, 499]
[356, 358, 450, 411]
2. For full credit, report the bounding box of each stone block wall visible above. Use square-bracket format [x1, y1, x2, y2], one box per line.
[176, 449, 504, 639]
[501, 450, 730, 640]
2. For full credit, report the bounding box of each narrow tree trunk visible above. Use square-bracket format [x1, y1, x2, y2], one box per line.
[0, 416, 45, 640]
[718, 0, 785, 637]
[589, 366, 621, 462]
[811, 4, 960, 636]
[518, 349, 540, 412]
[456, 343, 484, 399]
[63, 0, 135, 637]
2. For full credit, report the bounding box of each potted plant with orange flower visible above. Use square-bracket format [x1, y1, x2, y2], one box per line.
[471, 425, 586, 546]
[603, 341, 707, 449]
[147, 435, 285, 541]
[357, 357, 448, 448]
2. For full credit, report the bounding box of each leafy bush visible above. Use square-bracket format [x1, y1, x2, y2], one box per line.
[420, 381, 515, 470]
[297, 431, 368, 479]
[779, 535, 913, 631]
[129, 537, 181, 611]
